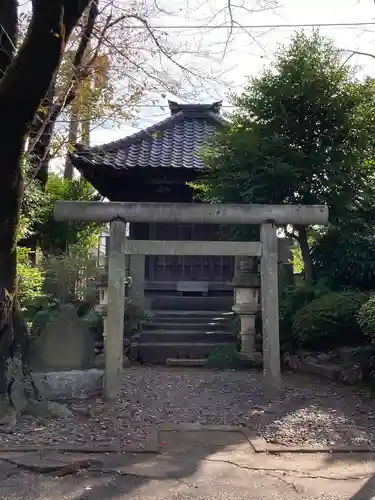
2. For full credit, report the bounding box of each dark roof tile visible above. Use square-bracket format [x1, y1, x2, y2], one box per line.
[71, 100, 225, 171]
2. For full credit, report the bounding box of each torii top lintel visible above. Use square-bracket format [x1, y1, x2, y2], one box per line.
[54, 201, 329, 226]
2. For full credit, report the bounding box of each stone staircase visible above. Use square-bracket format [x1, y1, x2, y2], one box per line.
[130, 295, 236, 364]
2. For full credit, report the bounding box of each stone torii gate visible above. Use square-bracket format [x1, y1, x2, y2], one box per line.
[54, 201, 329, 400]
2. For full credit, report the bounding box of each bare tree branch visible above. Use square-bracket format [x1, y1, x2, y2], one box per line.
[341, 48, 375, 60]
[223, 0, 234, 58]
[26, 0, 100, 183]
[23, 0, 279, 186]
[0, 0, 18, 77]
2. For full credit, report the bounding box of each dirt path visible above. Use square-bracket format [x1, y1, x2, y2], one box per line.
[0, 366, 374, 449]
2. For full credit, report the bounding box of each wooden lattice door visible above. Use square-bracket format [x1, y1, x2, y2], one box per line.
[144, 223, 234, 282]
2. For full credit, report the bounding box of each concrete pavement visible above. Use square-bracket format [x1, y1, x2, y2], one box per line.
[1, 427, 375, 499]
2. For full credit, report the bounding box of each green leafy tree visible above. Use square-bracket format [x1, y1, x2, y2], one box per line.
[197, 31, 375, 280]
[16, 247, 44, 309]
[311, 228, 375, 290]
[35, 174, 102, 256]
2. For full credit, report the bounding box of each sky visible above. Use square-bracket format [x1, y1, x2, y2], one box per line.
[87, 0, 375, 146]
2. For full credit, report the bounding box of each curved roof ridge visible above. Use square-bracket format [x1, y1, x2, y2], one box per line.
[71, 100, 227, 171]
[168, 100, 223, 115]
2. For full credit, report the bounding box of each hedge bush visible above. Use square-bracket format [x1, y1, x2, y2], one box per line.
[292, 291, 368, 350]
[279, 279, 331, 351]
[357, 295, 375, 342]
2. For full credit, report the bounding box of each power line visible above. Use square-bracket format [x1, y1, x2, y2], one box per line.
[118, 21, 375, 30]
[134, 104, 235, 108]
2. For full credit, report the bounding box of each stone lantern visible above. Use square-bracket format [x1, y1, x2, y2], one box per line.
[231, 256, 260, 359]
[95, 272, 108, 342]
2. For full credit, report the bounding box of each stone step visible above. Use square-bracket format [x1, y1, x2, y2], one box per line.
[166, 358, 208, 367]
[139, 331, 235, 343]
[150, 296, 233, 311]
[146, 317, 234, 326]
[151, 310, 235, 321]
[130, 342, 235, 364]
[142, 321, 233, 332]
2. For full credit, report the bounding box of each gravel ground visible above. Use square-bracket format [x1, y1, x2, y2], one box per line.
[0, 366, 375, 449]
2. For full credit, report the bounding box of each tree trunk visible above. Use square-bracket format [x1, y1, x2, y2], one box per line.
[27, 80, 58, 189]
[296, 225, 315, 281]
[82, 117, 91, 147]
[0, 0, 90, 421]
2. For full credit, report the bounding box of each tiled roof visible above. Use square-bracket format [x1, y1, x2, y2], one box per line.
[71, 101, 225, 170]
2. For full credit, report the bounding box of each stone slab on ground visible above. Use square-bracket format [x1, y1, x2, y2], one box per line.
[285, 356, 341, 381]
[32, 369, 103, 401]
[285, 352, 366, 386]
[0, 425, 159, 454]
[157, 423, 267, 453]
[30, 304, 96, 372]
[158, 428, 252, 450]
[0, 451, 103, 474]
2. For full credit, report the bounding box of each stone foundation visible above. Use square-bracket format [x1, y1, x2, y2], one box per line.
[32, 369, 103, 401]
[284, 351, 364, 385]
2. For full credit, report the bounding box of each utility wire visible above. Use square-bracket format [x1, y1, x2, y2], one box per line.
[131, 104, 235, 108]
[111, 21, 375, 30]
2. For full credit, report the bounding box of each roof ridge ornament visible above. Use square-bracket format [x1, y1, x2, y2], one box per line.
[168, 100, 222, 115]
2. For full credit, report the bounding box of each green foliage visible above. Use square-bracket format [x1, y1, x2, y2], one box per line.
[124, 298, 146, 337]
[311, 228, 375, 290]
[279, 279, 331, 351]
[32, 304, 60, 334]
[357, 296, 375, 342]
[43, 254, 98, 303]
[80, 310, 103, 341]
[346, 344, 375, 381]
[17, 247, 45, 308]
[23, 294, 58, 320]
[292, 291, 368, 350]
[291, 245, 304, 274]
[25, 291, 103, 339]
[35, 174, 102, 256]
[195, 30, 375, 271]
[290, 232, 316, 274]
[21, 253, 103, 339]
[19, 180, 48, 241]
[26, 295, 61, 336]
[21, 173, 102, 256]
[206, 346, 256, 370]
[75, 287, 98, 316]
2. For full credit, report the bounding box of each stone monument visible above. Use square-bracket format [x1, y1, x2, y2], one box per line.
[30, 304, 96, 372]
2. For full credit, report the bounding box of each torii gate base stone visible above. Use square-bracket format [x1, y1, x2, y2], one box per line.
[55, 202, 328, 400]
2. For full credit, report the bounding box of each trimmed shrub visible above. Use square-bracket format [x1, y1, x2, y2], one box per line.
[292, 291, 368, 350]
[279, 279, 331, 351]
[357, 295, 375, 342]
